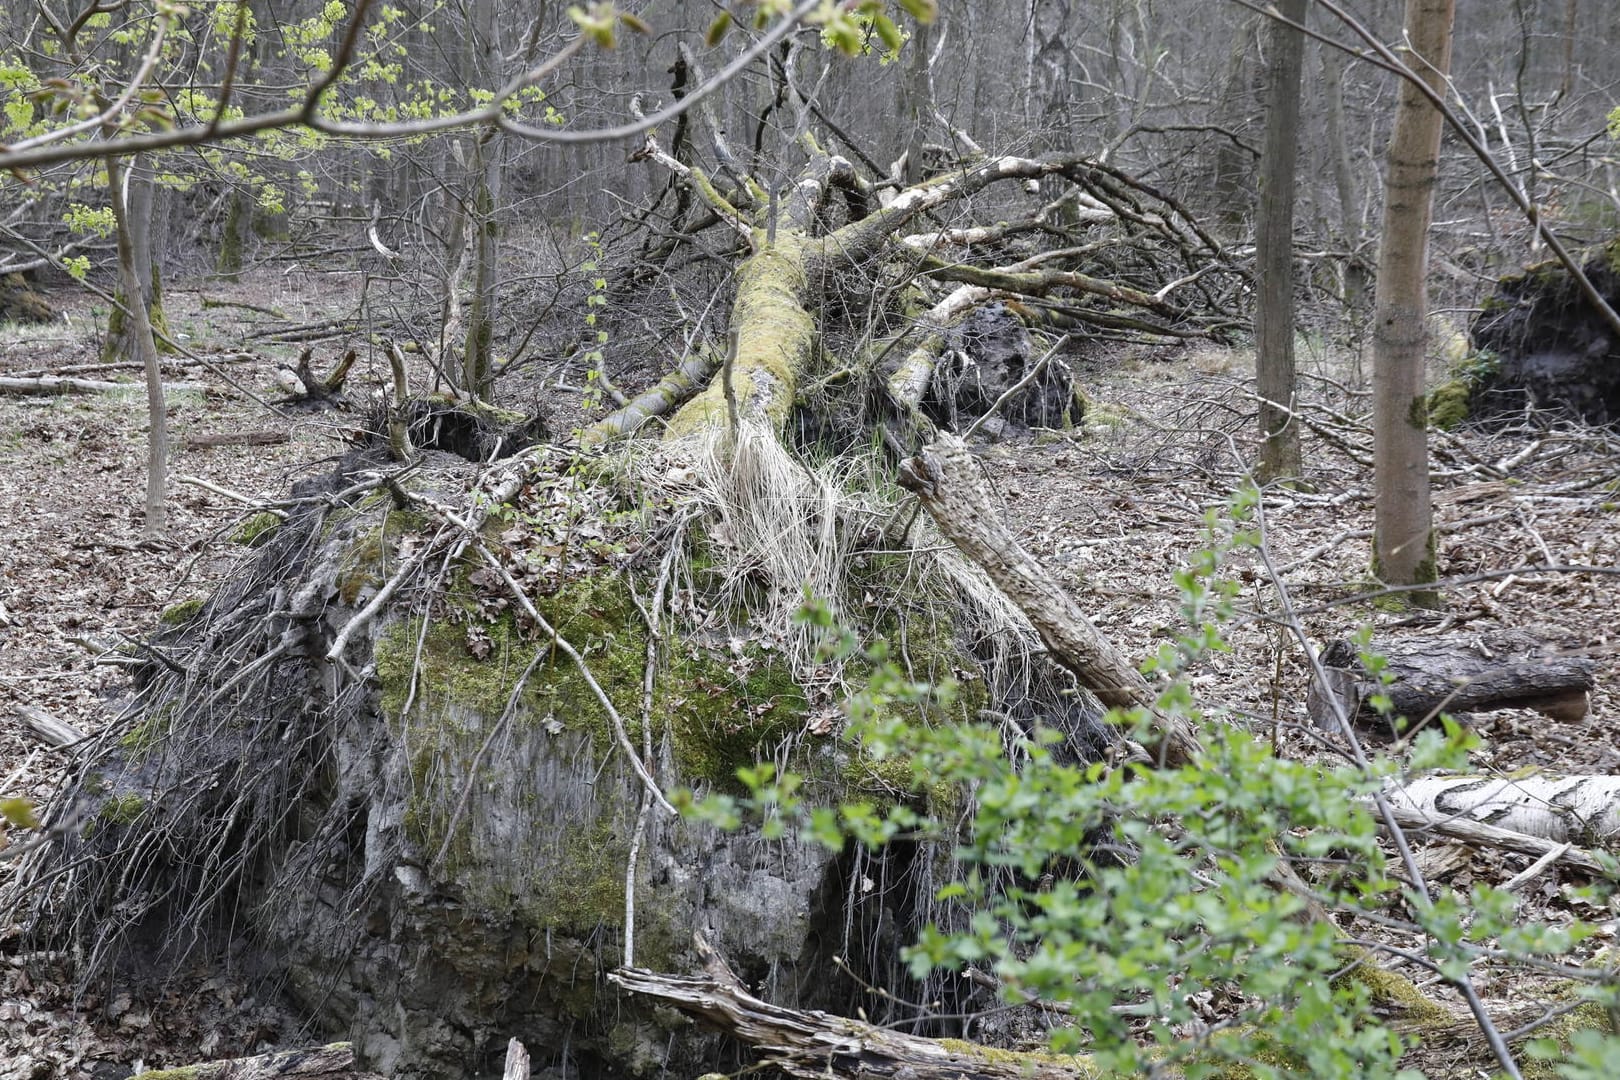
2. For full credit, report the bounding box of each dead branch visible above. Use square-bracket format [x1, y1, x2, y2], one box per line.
[132, 1044, 377, 1080]
[16, 706, 86, 748]
[184, 430, 290, 449]
[897, 434, 1201, 765]
[609, 967, 1091, 1079]
[0, 375, 203, 395]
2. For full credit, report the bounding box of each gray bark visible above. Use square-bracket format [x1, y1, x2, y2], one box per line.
[1254, 0, 1306, 482]
[107, 154, 168, 535]
[1308, 631, 1596, 731]
[1372, 0, 1454, 592]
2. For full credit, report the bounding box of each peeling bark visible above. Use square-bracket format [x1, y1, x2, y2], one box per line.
[1385, 773, 1620, 845]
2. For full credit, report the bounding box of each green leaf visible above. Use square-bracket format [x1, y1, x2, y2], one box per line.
[567, 4, 616, 48]
[1, 797, 39, 830]
[896, 0, 938, 22]
[872, 13, 903, 53]
[704, 10, 732, 47]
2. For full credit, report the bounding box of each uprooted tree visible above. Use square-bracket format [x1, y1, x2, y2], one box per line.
[8, 11, 1620, 1080]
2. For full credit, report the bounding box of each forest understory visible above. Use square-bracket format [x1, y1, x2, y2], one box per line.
[0, 262, 1616, 1078]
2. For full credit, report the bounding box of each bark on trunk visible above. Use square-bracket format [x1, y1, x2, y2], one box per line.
[104, 155, 168, 363]
[107, 153, 169, 536]
[1254, 0, 1306, 482]
[1385, 774, 1620, 845]
[1320, 42, 1368, 319]
[462, 127, 502, 399]
[1371, 0, 1454, 593]
[664, 235, 815, 438]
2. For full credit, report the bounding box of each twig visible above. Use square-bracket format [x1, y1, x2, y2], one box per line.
[623, 513, 693, 967]
[176, 475, 284, 516]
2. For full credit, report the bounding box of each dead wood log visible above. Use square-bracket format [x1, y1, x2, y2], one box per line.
[14, 352, 257, 379]
[898, 434, 1201, 765]
[185, 430, 290, 449]
[16, 705, 86, 748]
[137, 1043, 379, 1080]
[0, 375, 203, 395]
[609, 968, 1090, 1079]
[1308, 630, 1596, 731]
[1382, 798, 1610, 875]
[1383, 773, 1620, 846]
[501, 1038, 530, 1080]
[579, 347, 721, 447]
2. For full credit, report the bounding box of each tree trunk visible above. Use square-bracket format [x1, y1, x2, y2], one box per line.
[898, 21, 933, 185]
[1319, 40, 1368, 333]
[1254, 0, 1306, 483]
[1308, 631, 1596, 731]
[107, 154, 169, 536]
[462, 127, 502, 399]
[104, 155, 169, 364]
[1371, 0, 1453, 595]
[1209, 18, 1260, 227]
[1385, 774, 1620, 845]
[460, 0, 501, 398]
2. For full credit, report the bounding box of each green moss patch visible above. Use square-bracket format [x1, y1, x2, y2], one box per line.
[232, 511, 282, 547]
[158, 597, 205, 627]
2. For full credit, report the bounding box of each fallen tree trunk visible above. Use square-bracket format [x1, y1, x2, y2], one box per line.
[1309, 631, 1596, 730]
[139, 1044, 378, 1080]
[16, 705, 86, 748]
[580, 347, 720, 446]
[0, 375, 203, 395]
[1384, 773, 1620, 845]
[610, 967, 1089, 1080]
[1382, 798, 1611, 875]
[185, 430, 291, 449]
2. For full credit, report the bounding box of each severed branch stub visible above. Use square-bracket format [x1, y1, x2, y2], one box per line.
[1308, 630, 1597, 734]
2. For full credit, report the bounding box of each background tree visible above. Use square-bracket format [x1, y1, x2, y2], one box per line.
[1253, 0, 1307, 483]
[1370, 0, 1454, 594]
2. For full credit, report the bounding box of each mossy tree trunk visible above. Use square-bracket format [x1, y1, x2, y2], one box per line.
[461, 126, 502, 400]
[458, 0, 502, 399]
[647, 150, 1182, 444]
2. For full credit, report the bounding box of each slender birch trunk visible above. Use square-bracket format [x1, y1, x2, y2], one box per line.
[1371, 0, 1454, 595]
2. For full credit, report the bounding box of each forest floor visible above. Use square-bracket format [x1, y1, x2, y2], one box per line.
[0, 270, 1616, 1078]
